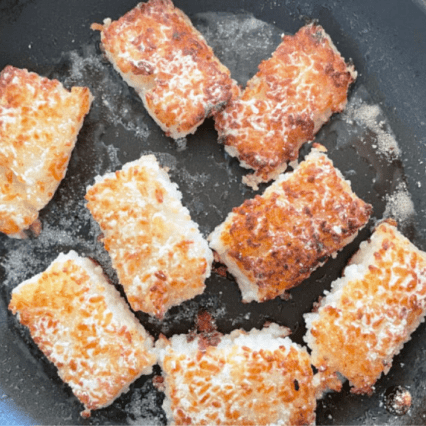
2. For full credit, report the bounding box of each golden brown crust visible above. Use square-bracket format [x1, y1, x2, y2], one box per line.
[305, 221, 426, 394]
[0, 66, 92, 236]
[157, 326, 316, 425]
[95, 0, 237, 139]
[8, 253, 156, 412]
[210, 148, 372, 302]
[215, 24, 356, 186]
[85, 156, 212, 318]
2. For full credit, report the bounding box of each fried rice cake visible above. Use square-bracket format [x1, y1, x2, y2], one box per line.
[92, 0, 238, 140]
[304, 219, 426, 395]
[215, 23, 356, 189]
[209, 145, 372, 303]
[155, 323, 317, 426]
[8, 251, 157, 417]
[0, 66, 93, 238]
[85, 154, 213, 318]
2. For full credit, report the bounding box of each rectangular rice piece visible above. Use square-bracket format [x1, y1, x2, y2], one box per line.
[215, 23, 356, 189]
[92, 0, 238, 140]
[8, 251, 157, 416]
[304, 220, 426, 395]
[155, 323, 317, 426]
[208, 145, 372, 303]
[85, 154, 213, 318]
[0, 66, 93, 238]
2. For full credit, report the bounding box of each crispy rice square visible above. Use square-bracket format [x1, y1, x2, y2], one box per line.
[0, 66, 93, 238]
[155, 323, 317, 426]
[8, 251, 157, 417]
[92, 0, 238, 140]
[304, 220, 426, 395]
[209, 145, 372, 303]
[85, 154, 213, 318]
[215, 23, 356, 189]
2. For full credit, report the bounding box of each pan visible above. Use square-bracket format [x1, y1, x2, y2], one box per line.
[1, 0, 426, 424]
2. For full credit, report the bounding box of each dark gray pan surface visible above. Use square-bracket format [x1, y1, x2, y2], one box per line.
[1, 0, 426, 424]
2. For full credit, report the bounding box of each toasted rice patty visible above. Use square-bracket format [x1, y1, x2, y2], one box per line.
[8, 251, 157, 415]
[85, 154, 213, 318]
[155, 323, 316, 426]
[93, 0, 238, 139]
[209, 146, 372, 303]
[304, 220, 426, 395]
[215, 24, 356, 188]
[0, 66, 92, 237]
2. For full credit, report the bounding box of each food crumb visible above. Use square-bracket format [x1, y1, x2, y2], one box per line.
[213, 264, 228, 277]
[152, 376, 165, 392]
[384, 385, 412, 416]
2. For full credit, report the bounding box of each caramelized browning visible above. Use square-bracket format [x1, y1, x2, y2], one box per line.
[0, 66, 92, 236]
[158, 327, 316, 425]
[210, 148, 372, 302]
[85, 156, 211, 318]
[9, 254, 156, 413]
[215, 24, 356, 188]
[306, 221, 426, 394]
[94, 0, 238, 139]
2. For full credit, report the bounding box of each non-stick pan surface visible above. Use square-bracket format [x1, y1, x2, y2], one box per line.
[1, 0, 426, 424]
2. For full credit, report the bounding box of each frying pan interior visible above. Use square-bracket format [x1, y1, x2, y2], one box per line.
[0, 0, 426, 424]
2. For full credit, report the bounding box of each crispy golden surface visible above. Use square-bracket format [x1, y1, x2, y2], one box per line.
[156, 325, 316, 426]
[8, 252, 156, 414]
[209, 147, 372, 302]
[215, 24, 356, 188]
[85, 155, 212, 318]
[0, 66, 92, 237]
[305, 220, 426, 395]
[94, 0, 237, 139]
